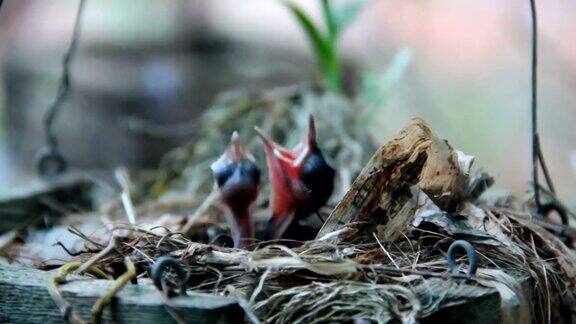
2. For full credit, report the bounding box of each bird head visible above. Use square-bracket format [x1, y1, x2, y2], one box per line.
[211, 132, 260, 248]
[256, 115, 335, 240]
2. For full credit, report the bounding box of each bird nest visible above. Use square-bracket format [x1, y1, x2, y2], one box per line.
[2, 90, 576, 324]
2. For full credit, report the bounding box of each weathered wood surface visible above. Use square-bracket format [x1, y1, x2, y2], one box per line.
[419, 278, 501, 324]
[0, 263, 244, 323]
[0, 174, 94, 234]
[422, 274, 533, 324]
[0, 263, 534, 323]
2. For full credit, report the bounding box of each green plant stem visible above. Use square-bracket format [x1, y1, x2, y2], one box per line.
[285, 0, 342, 92]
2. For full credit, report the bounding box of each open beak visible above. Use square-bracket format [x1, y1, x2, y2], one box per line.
[211, 132, 260, 248]
[255, 115, 318, 239]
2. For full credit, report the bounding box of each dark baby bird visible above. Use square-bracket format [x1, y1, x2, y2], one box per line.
[211, 132, 260, 248]
[256, 115, 335, 241]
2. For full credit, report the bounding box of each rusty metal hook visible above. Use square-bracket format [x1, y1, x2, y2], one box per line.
[447, 240, 478, 278]
[151, 256, 188, 297]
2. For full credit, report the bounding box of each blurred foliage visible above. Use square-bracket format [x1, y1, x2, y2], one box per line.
[151, 1, 411, 199]
[285, 0, 367, 93]
[151, 87, 376, 200]
[361, 48, 412, 117]
[149, 48, 410, 199]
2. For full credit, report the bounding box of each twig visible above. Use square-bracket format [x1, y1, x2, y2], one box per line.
[182, 189, 218, 234]
[47, 262, 110, 324]
[75, 236, 119, 275]
[91, 257, 136, 323]
[53, 241, 88, 257]
[115, 168, 137, 225]
[68, 225, 105, 248]
[250, 268, 271, 303]
[47, 262, 87, 324]
[373, 233, 399, 269]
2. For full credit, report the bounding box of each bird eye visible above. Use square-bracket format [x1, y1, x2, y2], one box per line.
[301, 154, 324, 177]
[213, 163, 235, 187]
[239, 160, 261, 185]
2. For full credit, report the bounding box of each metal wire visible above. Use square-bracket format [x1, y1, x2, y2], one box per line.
[446, 240, 478, 278]
[529, 0, 556, 210]
[529, 1, 572, 233]
[530, 0, 541, 208]
[36, 0, 87, 177]
[151, 256, 189, 297]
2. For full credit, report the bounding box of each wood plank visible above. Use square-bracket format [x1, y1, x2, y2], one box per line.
[0, 263, 244, 323]
[0, 263, 534, 323]
[421, 275, 534, 324]
[0, 174, 94, 234]
[418, 278, 502, 324]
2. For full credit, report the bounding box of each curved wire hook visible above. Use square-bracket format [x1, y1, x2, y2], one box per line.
[151, 256, 188, 297]
[36, 0, 87, 177]
[36, 147, 68, 178]
[447, 240, 478, 278]
[528, 0, 560, 215]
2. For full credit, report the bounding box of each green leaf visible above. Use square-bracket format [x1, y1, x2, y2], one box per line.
[285, 1, 341, 92]
[361, 48, 412, 114]
[333, 0, 367, 33]
[322, 0, 338, 41]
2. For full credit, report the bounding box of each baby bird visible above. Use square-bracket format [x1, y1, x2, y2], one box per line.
[255, 115, 335, 241]
[211, 132, 260, 248]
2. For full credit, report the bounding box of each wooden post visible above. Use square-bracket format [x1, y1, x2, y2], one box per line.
[0, 174, 95, 234]
[0, 263, 244, 323]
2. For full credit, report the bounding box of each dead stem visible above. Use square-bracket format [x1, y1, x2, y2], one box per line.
[75, 236, 119, 275]
[91, 257, 136, 323]
[182, 188, 218, 234]
[47, 262, 110, 324]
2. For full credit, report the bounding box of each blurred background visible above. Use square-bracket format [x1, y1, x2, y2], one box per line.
[0, 0, 574, 204]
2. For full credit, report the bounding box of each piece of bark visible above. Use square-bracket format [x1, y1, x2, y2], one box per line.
[0, 263, 244, 324]
[417, 131, 464, 208]
[316, 118, 468, 242]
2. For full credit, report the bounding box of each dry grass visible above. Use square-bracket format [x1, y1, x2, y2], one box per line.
[40, 199, 571, 323]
